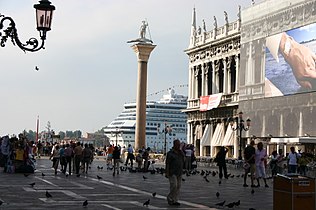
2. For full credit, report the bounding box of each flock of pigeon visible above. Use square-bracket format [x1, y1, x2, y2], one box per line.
[181, 169, 260, 209]
[21, 165, 264, 209]
[22, 166, 165, 208]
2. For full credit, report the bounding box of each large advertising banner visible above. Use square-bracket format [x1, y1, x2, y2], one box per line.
[265, 22, 316, 97]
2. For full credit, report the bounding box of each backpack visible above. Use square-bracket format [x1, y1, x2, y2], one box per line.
[136, 154, 142, 162]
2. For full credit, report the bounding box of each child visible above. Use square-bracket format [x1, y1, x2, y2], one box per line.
[136, 150, 143, 171]
[148, 160, 156, 174]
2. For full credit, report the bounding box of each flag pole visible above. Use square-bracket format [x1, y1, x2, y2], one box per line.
[36, 116, 39, 143]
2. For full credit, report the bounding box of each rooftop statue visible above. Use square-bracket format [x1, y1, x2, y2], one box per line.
[202, 19, 207, 32]
[127, 20, 153, 44]
[238, 5, 241, 20]
[213, 16, 217, 29]
[224, 11, 229, 25]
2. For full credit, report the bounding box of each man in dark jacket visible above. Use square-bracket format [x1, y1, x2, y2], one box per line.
[165, 139, 184, 206]
[215, 146, 229, 179]
[244, 140, 256, 187]
[112, 146, 121, 176]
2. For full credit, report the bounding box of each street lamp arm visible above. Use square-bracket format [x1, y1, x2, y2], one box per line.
[0, 15, 45, 52]
[229, 113, 251, 160]
[111, 127, 122, 146]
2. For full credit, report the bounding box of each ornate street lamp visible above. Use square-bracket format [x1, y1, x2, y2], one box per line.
[229, 111, 251, 160]
[163, 122, 172, 156]
[0, 0, 55, 52]
[111, 127, 122, 146]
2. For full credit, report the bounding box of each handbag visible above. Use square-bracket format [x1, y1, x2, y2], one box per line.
[243, 162, 250, 170]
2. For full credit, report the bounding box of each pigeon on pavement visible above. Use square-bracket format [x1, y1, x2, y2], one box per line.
[83, 200, 88, 207]
[143, 199, 150, 207]
[234, 200, 240, 207]
[226, 202, 235, 208]
[45, 191, 52, 198]
[215, 200, 225, 207]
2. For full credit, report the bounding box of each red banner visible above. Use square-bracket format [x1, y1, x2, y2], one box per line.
[199, 96, 209, 111]
[200, 93, 222, 111]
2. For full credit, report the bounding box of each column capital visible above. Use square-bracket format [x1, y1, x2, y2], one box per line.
[131, 43, 156, 62]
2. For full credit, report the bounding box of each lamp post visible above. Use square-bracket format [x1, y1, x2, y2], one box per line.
[0, 0, 55, 52]
[111, 127, 122, 146]
[229, 111, 251, 160]
[163, 122, 172, 156]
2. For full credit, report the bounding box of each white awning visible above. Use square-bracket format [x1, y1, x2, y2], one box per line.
[222, 123, 235, 146]
[270, 137, 316, 144]
[211, 122, 225, 146]
[195, 124, 203, 139]
[200, 124, 211, 146]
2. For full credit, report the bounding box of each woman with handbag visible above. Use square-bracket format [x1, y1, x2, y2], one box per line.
[50, 145, 60, 175]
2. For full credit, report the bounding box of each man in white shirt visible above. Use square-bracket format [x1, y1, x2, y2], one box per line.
[287, 146, 300, 173]
[184, 145, 193, 172]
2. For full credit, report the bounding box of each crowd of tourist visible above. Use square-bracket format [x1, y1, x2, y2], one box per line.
[241, 140, 315, 188]
[2, 133, 313, 182]
[0, 134, 37, 174]
[0, 132, 199, 176]
[0, 133, 97, 175]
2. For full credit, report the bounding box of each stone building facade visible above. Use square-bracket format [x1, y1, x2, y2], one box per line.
[184, 8, 243, 158]
[185, 0, 316, 158]
[240, 0, 316, 155]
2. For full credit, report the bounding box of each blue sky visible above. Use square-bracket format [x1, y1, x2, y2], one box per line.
[288, 22, 316, 43]
[0, 0, 249, 136]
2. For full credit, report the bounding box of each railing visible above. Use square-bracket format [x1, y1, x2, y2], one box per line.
[192, 20, 240, 47]
[196, 156, 244, 169]
[187, 92, 239, 110]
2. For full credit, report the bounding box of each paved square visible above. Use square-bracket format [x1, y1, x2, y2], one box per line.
[0, 158, 276, 209]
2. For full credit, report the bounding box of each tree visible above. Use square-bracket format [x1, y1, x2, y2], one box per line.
[65, 131, 73, 138]
[58, 131, 65, 140]
[73, 130, 82, 139]
[22, 130, 36, 142]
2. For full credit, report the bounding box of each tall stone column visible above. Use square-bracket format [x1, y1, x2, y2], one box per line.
[204, 65, 209, 96]
[226, 56, 232, 94]
[201, 64, 205, 96]
[131, 43, 156, 150]
[189, 67, 194, 99]
[223, 58, 227, 94]
[194, 68, 199, 99]
[235, 55, 239, 91]
[212, 61, 216, 94]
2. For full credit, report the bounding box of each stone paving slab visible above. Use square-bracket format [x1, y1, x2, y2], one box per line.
[0, 157, 278, 210]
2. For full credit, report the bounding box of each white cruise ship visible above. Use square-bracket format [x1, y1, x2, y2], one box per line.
[103, 89, 188, 153]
